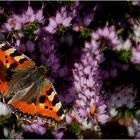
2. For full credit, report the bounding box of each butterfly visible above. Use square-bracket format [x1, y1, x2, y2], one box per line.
[0, 42, 66, 128]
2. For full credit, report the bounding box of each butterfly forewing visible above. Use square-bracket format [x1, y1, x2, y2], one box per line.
[37, 80, 66, 128]
[0, 43, 35, 95]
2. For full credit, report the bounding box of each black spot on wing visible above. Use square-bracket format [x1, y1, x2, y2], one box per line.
[6, 60, 8, 63]
[10, 51, 22, 57]
[1, 45, 10, 51]
[39, 95, 46, 103]
[5, 70, 14, 81]
[56, 107, 64, 117]
[46, 88, 53, 96]
[45, 106, 48, 109]
[52, 95, 59, 106]
[19, 58, 27, 64]
[9, 63, 18, 69]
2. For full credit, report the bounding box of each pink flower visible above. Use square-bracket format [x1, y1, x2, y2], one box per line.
[35, 9, 44, 24]
[13, 39, 35, 53]
[45, 7, 73, 34]
[105, 84, 137, 118]
[131, 44, 140, 64]
[53, 129, 65, 140]
[71, 33, 109, 127]
[92, 25, 119, 47]
[24, 6, 35, 23]
[22, 120, 46, 135]
[136, 122, 140, 139]
[25, 40, 35, 53]
[2, 6, 44, 32]
[21, 6, 44, 24]
[0, 7, 4, 14]
[3, 15, 22, 31]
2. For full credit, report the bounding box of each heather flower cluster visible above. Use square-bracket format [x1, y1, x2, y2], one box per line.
[45, 6, 74, 34]
[0, 1, 140, 139]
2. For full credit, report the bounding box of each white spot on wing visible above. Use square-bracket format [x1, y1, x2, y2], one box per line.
[60, 114, 65, 120]
[0, 43, 5, 48]
[14, 54, 25, 62]
[53, 102, 61, 112]
[5, 48, 15, 55]
[6, 63, 10, 68]
[48, 92, 55, 101]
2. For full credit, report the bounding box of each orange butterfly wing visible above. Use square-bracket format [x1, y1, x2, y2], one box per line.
[9, 101, 38, 121]
[8, 81, 66, 128]
[0, 43, 34, 95]
[37, 83, 66, 128]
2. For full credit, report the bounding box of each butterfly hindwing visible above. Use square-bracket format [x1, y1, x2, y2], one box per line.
[8, 80, 66, 128]
[8, 100, 38, 121]
[7, 80, 39, 121]
[6, 67, 41, 121]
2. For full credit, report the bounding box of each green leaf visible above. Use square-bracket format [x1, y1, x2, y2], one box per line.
[57, 28, 67, 36]
[87, 117, 91, 124]
[135, 63, 140, 69]
[117, 28, 124, 35]
[118, 50, 131, 63]
[101, 45, 110, 52]
[79, 28, 91, 40]
[22, 22, 39, 39]
[0, 114, 17, 128]
[67, 121, 80, 134]
[124, 109, 134, 117]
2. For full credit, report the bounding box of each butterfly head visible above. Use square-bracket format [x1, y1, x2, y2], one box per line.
[37, 65, 46, 76]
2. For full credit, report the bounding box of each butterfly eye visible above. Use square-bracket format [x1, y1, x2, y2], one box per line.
[37, 66, 46, 75]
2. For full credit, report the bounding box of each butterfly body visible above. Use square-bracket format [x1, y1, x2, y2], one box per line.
[6, 65, 46, 96]
[0, 43, 66, 128]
